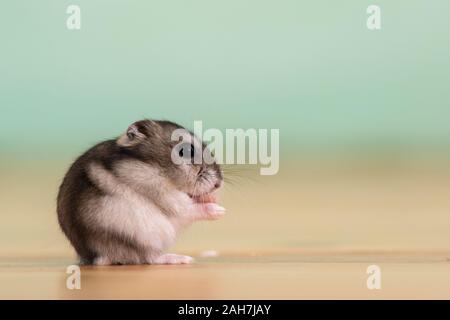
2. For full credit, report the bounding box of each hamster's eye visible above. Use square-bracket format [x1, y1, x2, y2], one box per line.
[178, 143, 196, 160]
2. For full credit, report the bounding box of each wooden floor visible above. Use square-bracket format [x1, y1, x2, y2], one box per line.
[1, 250, 450, 299]
[1, 162, 450, 299]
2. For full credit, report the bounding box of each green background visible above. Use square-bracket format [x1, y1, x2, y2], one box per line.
[1, 0, 449, 161]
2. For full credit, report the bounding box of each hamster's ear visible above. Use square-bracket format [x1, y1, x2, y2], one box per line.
[117, 124, 146, 147]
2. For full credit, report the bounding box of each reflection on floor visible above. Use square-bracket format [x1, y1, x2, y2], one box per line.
[1, 250, 449, 299]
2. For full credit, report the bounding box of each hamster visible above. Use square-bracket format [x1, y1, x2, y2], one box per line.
[57, 119, 224, 265]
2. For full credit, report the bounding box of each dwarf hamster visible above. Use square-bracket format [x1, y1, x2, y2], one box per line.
[57, 119, 224, 265]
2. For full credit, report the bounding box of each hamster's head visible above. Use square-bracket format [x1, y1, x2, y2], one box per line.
[117, 119, 223, 199]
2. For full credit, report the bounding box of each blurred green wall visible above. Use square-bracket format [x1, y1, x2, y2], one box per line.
[1, 1, 449, 161]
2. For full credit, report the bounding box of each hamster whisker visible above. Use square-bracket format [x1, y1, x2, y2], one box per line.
[221, 166, 257, 179]
[223, 171, 261, 186]
[223, 175, 241, 186]
[221, 164, 253, 172]
[192, 176, 200, 197]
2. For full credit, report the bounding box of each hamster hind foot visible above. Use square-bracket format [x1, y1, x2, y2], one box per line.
[152, 253, 194, 264]
[93, 256, 112, 266]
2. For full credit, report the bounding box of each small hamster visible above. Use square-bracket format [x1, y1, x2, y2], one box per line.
[57, 119, 224, 265]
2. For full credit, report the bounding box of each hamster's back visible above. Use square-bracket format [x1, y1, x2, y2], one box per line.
[57, 140, 116, 262]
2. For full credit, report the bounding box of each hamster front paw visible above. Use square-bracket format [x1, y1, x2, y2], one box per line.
[204, 203, 226, 220]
